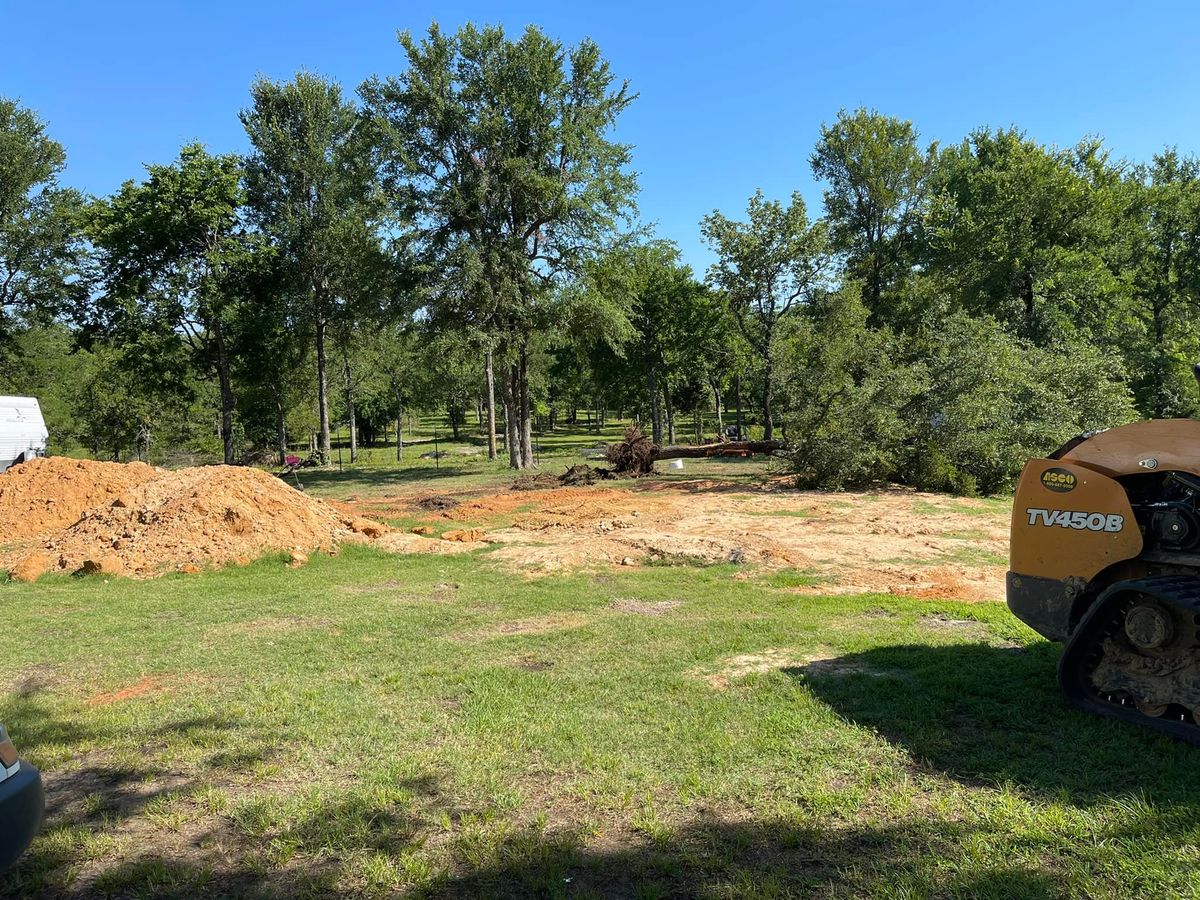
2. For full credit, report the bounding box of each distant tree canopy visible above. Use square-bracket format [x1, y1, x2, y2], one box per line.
[1, 47, 1197, 491]
[0, 98, 87, 347]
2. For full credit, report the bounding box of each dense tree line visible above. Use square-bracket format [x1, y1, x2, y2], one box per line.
[1, 22, 1197, 491]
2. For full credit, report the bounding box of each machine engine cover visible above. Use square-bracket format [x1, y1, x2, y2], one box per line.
[1009, 459, 1142, 583]
[1007, 459, 1144, 641]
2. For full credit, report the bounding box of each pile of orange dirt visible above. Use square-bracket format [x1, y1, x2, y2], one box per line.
[3, 462, 395, 580]
[0, 456, 158, 542]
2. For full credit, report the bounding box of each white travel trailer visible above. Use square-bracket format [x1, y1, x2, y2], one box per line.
[0, 397, 48, 473]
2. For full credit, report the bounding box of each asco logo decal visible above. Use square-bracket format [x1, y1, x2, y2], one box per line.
[1040, 467, 1077, 493]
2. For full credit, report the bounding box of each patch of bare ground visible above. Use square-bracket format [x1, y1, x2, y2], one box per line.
[796, 654, 909, 680]
[608, 598, 682, 616]
[393, 483, 1011, 599]
[327, 480, 1009, 598]
[454, 614, 590, 642]
[918, 613, 1018, 647]
[371, 531, 481, 554]
[692, 647, 910, 690]
[85, 674, 175, 706]
[212, 615, 334, 637]
[692, 649, 807, 690]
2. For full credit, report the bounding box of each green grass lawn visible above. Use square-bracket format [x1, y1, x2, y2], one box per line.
[2, 438, 1197, 898]
[3, 540, 1199, 899]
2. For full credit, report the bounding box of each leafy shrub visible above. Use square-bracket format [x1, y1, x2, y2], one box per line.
[905, 313, 1135, 494]
[775, 289, 1137, 495]
[775, 286, 921, 489]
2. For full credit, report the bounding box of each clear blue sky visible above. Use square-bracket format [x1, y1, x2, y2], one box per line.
[4, 1, 1200, 274]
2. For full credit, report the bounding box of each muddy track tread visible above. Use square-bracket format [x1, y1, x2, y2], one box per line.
[1059, 574, 1200, 745]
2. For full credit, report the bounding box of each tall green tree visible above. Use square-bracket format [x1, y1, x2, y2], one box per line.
[701, 190, 831, 440]
[922, 128, 1121, 340]
[0, 97, 87, 349]
[363, 22, 638, 468]
[89, 144, 254, 464]
[1118, 150, 1200, 416]
[811, 108, 927, 319]
[241, 72, 383, 464]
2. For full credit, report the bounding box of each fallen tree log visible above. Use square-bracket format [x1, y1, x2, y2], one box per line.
[651, 440, 785, 460]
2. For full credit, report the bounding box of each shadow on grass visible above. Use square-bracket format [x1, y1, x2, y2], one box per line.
[289, 464, 485, 494]
[8, 644, 1198, 898]
[424, 816, 1065, 900]
[0, 690, 294, 899]
[6, 812, 1072, 899]
[3, 684, 1076, 899]
[795, 642, 1200, 803]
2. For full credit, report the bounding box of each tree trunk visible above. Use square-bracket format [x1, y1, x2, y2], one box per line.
[275, 390, 287, 466]
[734, 373, 744, 438]
[762, 360, 774, 442]
[664, 376, 676, 444]
[484, 348, 498, 461]
[649, 366, 663, 445]
[502, 363, 521, 469]
[395, 386, 404, 461]
[343, 354, 358, 464]
[653, 439, 783, 459]
[314, 304, 331, 464]
[519, 341, 534, 468]
[712, 380, 724, 437]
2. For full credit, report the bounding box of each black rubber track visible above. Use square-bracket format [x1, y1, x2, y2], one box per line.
[1058, 574, 1200, 746]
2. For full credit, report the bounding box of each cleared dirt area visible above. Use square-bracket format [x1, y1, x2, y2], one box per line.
[1, 457, 1009, 600]
[342, 478, 1010, 602]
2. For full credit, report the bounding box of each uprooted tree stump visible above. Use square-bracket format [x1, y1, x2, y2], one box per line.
[606, 426, 658, 475]
[606, 426, 786, 476]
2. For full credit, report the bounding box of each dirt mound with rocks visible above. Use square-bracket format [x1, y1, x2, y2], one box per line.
[3, 461, 392, 580]
[0, 456, 158, 542]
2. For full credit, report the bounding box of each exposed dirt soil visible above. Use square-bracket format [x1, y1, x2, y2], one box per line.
[371, 532, 479, 555]
[490, 485, 1005, 600]
[0, 456, 158, 541]
[342, 480, 1010, 602]
[0, 460, 393, 580]
[36, 466, 369, 578]
[694, 649, 806, 690]
[85, 674, 171, 706]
